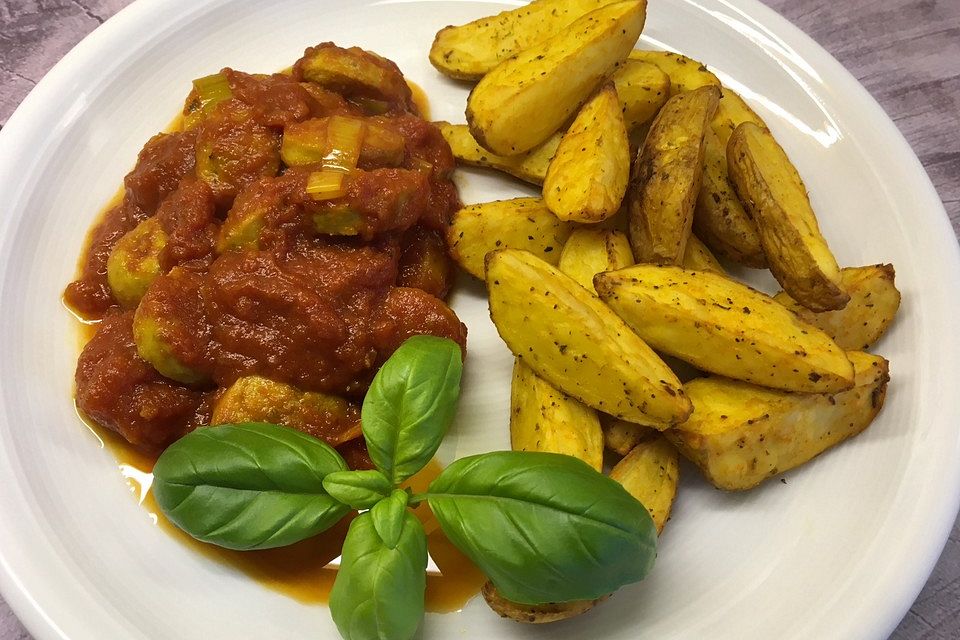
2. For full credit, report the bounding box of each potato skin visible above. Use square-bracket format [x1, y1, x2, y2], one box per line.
[466, 0, 646, 155]
[558, 228, 634, 292]
[667, 351, 889, 490]
[609, 436, 679, 533]
[627, 85, 720, 265]
[447, 198, 575, 279]
[437, 122, 561, 185]
[627, 50, 719, 93]
[693, 124, 767, 268]
[543, 83, 630, 222]
[429, 0, 632, 81]
[510, 358, 604, 470]
[774, 264, 901, 350]
[481, 581, 607, 624]
[727, 122, 849, 311]
[595, 264, 855, 393]
[486, 249, 691, 427]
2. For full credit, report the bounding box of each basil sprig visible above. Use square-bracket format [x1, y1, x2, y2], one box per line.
[152, 336, 657, 640]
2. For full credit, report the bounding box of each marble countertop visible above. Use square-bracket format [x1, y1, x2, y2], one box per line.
[1, 0, 958, 638]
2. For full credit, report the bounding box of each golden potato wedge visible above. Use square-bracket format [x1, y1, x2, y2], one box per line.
[603, 419, 656, 456]
[429, 0, 633, 81]
[627, 85, 720, 265]
[711, 86, 767, 148]
[558, 228, 634, 292]
[627, 49, 719, 93]
[693, 125, 767, 267]
[486, 249, 691, 427]
[438, 122, 561, 185]
[448, 198, 575, 279]
[667, 351, 889, 490]
[511, 358, 604, 470]
[481, 581, 607, 624]
[466, 0, 646, 155]
[212, 376, 362, 446]
[774, 264, 901, 350]
[594, 265, 855, 393]
[612, 60, 671, 132]
[609, 436, 679, 533]
[543, 83, 631, 222]
[727, 122, 849, 311]
[681, 234, 725, 274]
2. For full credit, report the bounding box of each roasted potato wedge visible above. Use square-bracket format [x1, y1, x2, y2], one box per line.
[693, 125, 767, 267]
[438, 123, 561, 185]
[609, 436, 679, 533]
[543, 83, 630, 222]
[612, 60, 671, 132]
[486, 250, 691, 427]
[107, 217, 168, 309]
[603, 419, 656, 456]
[212, 376, 362, 446]
[667, 351, 889, 490]
[448, 198, 575, 279]
[558, 228, 634, 292]
[481, 581, 607, 624]
[627, 85, 720, 264]
[727, 122, 849, 311]
[711, 86, 767, 148]
[681, 234, 725, 274]
[466, 0, 646, 155]
[627, 49, 719, 93]
[511, 358, 604, 470]
[595, 265, 855, 393]
[774, 264, 901, 350]
[429, 0, 633, 81]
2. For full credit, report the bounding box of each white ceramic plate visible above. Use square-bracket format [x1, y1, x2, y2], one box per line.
[0, 0, 958, 638]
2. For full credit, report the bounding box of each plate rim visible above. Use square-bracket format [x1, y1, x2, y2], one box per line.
[0, 0, 957, 638]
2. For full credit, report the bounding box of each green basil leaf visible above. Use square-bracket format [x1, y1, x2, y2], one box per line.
[362, 335, 463, 485]
[152, 422, 350, 550]
[323, 470, 392, 509]
[369, 489, 409, 549]
[427, 451, 657, 604]
[330, 511, 427, 640]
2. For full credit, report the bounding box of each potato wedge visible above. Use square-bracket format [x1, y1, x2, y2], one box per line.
[627, 85, 720, 264]
[481, 581, 607, 624]
[595, 265, 855, 393]
[603, 419, 656, 456]
[681, 234, 725, 274]
[711, 86, 767, 148]
[486, 249, 690, 427]
[667, 351, 889, 490]
[511, 358, 604, 470]
[612, 60, 671, 132]
[448, 198, 575, 279]
[438, 123, 561, 185]
[429, 0, 632, 81]
[609, 436, 679, 533]
[558, 228, 634, 292]
[466, 0, 646, 155]
[627, 49, 719, 93]
[543, 83, 630, 222]
[727, 122, 849, 311]
[774, 264, 901, 350]
[693, 125, 767, 267]
[212, 376, 362, 446]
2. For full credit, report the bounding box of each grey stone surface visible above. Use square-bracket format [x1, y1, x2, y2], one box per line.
[0, 0, 958, 638]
